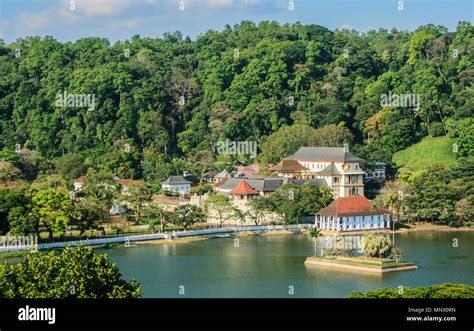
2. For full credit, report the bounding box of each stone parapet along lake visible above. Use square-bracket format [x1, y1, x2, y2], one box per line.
[97, 231, 473, 298]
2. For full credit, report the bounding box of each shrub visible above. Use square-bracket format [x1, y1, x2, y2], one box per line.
[362, 233, 392, 258]
[0, 245, 141, 298]
[348, 283, 474, 298]
[429, 122, 445, 137]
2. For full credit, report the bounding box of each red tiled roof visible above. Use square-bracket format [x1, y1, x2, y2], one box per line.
[229, 179, 259, 195]
[316, 196, 390, 216]
[74, 176, 87, 183]
[116, 179, 142, 186]
[236, 164, 259, 176]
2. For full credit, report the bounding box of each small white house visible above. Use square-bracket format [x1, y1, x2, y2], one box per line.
[73, 176, 87, 191]
[161, 176, 192, 194]
[315, 196, 391, 232]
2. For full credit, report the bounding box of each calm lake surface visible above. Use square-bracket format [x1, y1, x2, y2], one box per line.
[98, 231, 473, 298]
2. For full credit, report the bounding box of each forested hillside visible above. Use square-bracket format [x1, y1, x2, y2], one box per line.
[0, 21, 472, 181]
[393, 136, 457, 172]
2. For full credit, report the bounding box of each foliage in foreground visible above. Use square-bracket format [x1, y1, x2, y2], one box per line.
[0, 245, 141, 298]
[347, 283, 474, 298]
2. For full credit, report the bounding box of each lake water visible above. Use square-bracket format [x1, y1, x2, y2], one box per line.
[97, 231, 474, 298]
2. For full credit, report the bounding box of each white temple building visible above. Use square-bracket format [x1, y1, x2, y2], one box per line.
[270, 146, 365, 198]
[315, 196, 391, 232]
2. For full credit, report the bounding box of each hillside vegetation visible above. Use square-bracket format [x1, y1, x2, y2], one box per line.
[393, 136, 457, 172]
[0, 21, 472, 181]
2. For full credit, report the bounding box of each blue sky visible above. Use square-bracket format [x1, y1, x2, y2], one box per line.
[0, 0, 472, 43]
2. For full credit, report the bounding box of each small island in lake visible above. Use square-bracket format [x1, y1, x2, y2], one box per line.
[305, 231, 417, 274]
[305, 256, 417, 274]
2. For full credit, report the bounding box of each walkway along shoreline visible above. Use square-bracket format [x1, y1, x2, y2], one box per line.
[0, 224, 311, 253]
[1, 223, 472, 253]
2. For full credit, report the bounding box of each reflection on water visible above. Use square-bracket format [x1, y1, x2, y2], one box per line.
[23, 231, 473, 298]
[313, 235, 366, 256]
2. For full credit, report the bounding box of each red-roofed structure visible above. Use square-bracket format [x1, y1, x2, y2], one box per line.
[316, 196, 388, 216]
[229, 179, 259, 197]
[116, 179, 142, 187]
[315, 196, 391, 232]
[74, 176, 87, 183]
[73, 176, 87, 191]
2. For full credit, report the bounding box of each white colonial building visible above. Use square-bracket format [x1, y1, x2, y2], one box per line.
[270, 146, 365, 198]
[315, 196, 391, 232]
[161, 176, 192, 194]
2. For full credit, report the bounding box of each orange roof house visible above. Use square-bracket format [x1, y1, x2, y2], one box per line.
[115, 179, 142, 187]
[316, 196, 389, 216]
[268, 159, 310, 179]
[74, 176, 87, 183]
[229, 179, 259, 196]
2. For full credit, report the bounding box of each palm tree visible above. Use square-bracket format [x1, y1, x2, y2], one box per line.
[308, 226, 322, 256]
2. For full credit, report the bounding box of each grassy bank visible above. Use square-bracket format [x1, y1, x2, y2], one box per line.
[393, 136, 457, 172]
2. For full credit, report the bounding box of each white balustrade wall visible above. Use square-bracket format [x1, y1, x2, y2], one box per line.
[0, 224, 311, 252]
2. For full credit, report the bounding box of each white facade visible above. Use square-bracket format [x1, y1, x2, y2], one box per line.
[299, 161, 364, 198]
[280, 147, 366, 198]
[315, 214, 391, 232]
[162, 183, 191, 194]
[73, 181, 83, 191]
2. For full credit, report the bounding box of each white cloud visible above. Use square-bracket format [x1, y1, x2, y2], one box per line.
[338, 24, 352, 31]
[73, 0, 136, 17]
[206, 0, 234, 6]
[202, 0, 262, 8]
[107, 18, 139, 30]
[16, 11, 52, 31]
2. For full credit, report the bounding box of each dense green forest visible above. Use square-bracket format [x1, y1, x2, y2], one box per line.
[0, 21, 472, 182]
[0, 21, 472, 234]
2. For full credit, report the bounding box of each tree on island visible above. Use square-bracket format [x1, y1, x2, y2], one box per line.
[362, 233, 392, 258]
[308, 226, 322, 256]
[391, 247, 404, 262]
[0, 246, 141, 298]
